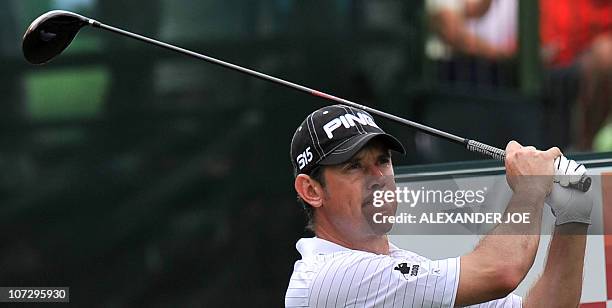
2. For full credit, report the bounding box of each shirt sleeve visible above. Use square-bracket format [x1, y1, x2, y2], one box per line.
[302, 252, 461, 308]
[463, 293, 523, 307]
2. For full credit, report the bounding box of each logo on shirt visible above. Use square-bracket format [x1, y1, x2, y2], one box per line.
[394, 263, 419, 279]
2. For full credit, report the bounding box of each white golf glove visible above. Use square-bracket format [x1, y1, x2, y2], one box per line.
[546, 156, 593, 225]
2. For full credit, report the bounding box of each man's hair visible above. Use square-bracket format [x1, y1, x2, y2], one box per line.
[297, 166, 326, 233]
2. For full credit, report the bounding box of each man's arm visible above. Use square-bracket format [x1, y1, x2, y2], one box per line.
[454, 141, 561, 306]
[524, 157, 592, 307]
[456, 190, 543, 306]
[523, 223, 587, 307]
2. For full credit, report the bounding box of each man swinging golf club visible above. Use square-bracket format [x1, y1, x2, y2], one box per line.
[285, 105, 592, 307]
[18, 11, 593, 307]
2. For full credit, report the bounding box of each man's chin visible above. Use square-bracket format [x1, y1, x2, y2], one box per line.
[370, 219, 394, 235]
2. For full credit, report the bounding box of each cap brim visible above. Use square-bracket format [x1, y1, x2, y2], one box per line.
[318, 133, 406, 166]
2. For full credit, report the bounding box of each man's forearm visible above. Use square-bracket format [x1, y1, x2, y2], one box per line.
[478, 189, 544, 276]
[457, 190, 544, 306]
[523, 224, 588, 308]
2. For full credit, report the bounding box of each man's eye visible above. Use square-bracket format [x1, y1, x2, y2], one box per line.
[379, 157, 391, 164]
[347, 162, 361, 170]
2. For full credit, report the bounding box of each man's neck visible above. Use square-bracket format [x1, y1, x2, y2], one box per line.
[315, 227, 390, 255]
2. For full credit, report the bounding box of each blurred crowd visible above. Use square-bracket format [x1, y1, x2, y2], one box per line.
[425, 0, 611, 152]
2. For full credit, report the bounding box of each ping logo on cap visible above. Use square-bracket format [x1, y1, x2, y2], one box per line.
[296, 147, 313, 170]
[323, 112, 379, 139]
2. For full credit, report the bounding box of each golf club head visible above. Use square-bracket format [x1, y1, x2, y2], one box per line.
[22, 10, 91, 65]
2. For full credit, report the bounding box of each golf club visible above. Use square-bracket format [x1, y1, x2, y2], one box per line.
[22, 10, 591, 192]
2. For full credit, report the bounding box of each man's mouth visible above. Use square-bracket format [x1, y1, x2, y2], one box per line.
[362, 197, 373, 208]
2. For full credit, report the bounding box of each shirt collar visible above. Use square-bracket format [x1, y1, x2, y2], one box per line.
[388, 242, 411, 258]
[296, 237, 350, 258]
[296, 237, 404, 257]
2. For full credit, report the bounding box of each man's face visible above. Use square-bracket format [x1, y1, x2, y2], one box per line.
[319, 140, 398, 237]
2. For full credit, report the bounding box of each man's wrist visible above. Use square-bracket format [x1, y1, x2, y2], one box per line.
[513, 183, 549, 202]
[507, 187, 547, 218]
[555, 223, 589, 235]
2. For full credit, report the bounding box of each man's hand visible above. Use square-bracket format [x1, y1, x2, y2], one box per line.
[547, 156, 593, 225]
[504, 141, 561, 196]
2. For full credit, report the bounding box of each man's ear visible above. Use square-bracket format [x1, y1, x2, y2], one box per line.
[295, 174, 325, 208]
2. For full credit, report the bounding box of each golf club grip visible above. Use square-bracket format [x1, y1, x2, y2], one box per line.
[466, 140, 591, 192]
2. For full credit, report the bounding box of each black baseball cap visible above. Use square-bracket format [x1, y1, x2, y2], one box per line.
[290, 104, 406, 175]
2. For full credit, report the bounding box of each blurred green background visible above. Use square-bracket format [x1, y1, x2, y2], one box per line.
[0, 0, 606, 306]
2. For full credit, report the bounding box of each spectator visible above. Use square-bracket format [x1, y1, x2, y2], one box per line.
[426, 0, 517, 62]
[425, 0, 518, 89]
[420, 0, 529, 164]
[540, 0, 612, 151]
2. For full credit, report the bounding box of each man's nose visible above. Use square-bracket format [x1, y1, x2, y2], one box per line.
[366, 164, 385, 177]
[366, 165, 385, 190]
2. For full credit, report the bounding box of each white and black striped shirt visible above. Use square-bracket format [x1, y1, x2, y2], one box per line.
[285, 237, 522, 307]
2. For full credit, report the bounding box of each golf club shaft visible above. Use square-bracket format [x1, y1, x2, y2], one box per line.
[93, 21, 466, 143]
[90, 19, 590, 192]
